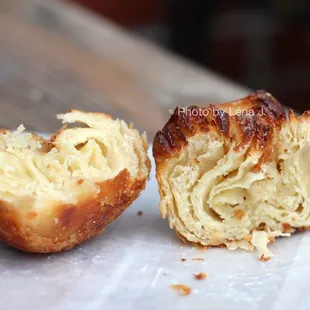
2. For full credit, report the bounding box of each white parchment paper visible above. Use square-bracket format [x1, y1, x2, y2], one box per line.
[0, 149, 309, 310]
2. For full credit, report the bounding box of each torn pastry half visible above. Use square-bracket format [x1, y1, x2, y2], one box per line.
[153, 90, 310, 260]
[0, 110, 150, 253]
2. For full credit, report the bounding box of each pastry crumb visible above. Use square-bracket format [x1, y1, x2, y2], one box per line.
[260, 255, 271, 262]
[192, 258, 204, 261]
[137, 211, 143, 216]
[169, 284, 191, 296]
[193, 272, 207, 280]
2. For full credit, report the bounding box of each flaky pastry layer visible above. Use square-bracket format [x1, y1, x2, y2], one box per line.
[0, 110, 150, 253]
[153, 90, 310, 260]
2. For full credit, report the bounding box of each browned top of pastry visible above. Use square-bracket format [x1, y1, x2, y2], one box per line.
[153, 90, 286, 162]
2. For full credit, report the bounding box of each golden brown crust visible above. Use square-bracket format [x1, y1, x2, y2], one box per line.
[153, 90, 286, 162]
[0, 169, 148, 253]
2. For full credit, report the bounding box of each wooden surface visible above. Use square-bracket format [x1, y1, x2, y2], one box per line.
[0, 0, 249, 140]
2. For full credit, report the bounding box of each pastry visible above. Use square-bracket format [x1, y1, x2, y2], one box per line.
[0, 110, 150, 253]
[153, 90, 309, 260]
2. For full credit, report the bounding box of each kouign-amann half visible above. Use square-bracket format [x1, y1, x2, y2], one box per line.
[0, 110, 150, 253]
[153, 90, 310, 260]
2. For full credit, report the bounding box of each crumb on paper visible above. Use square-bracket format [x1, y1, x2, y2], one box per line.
[169, 284, 192, 296]
[181, 258, 186, 262]
[192, 258, 204, 261]
[137, 211, 143, 216]
[193, 272, 207, 280]
[77, 179, 84, 185]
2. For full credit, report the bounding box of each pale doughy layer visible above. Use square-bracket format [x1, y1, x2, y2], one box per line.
[0, 110, 149, 209]
[157, 118, 310, 259]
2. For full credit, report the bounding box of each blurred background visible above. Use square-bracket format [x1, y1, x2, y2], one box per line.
[68, 0, 310, 110]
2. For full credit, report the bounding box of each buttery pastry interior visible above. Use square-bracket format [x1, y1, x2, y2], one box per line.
[0, 110, 150, 253]
[153, 90, 310, 260]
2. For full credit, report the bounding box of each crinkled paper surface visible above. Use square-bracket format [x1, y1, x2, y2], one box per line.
[1, 148, 310, 310]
